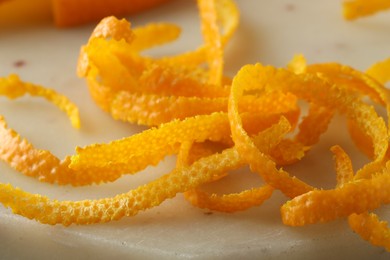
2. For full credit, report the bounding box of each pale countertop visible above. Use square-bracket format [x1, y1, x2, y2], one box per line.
[1, 0, 390, 259]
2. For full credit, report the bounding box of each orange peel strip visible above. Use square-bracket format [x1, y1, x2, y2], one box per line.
[331, 145, 354, 188]
[198, 0, 223, 86]
[302, 62, 387, 106]
[184, 186, 274, 213]
[274, 58, 390, 225]
[295, 103, 335, 147]
[129, 23, 182, 52]
[305, 61, 390, 135]
[336, 57, 390, 161]
[71, 112, 235, 171]
[347, 119, 378, 160]
[290, 55, 390, 131]
[228, 64, 325, 198]
[80, 35, 229, 99]
[162, 0, 238, 68]
[267, 64, 389, 161]
[366, 57, 390, 85]
[348, 212, 390, 252]
[182, 117, 292, 213]
[0, 146, 244, 225]
[0, 115, 70, 184]
[137, 63, 230, 98]
[343, 0, 390, 20]
[107, 92, 297, 126]
[0, 115, 137, 186]
[332, 144, 390, 252]
[0, 74, 80, 129]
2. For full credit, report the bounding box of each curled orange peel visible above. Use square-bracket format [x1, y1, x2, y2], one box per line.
[228, 61, 389, 196]
[0, 114, 138, 186]
[281, 169, 390, 226]
[181, 117, 292, 213]
[0, 74, 80, 129]
[179, 142, 274, 213]
[348, 212, 390, 251]
[343, 0, 390, 20]
[0, 146, 245, 225]
[345, 57, 390, 160]
[331, 145, 354, 188]
[366, 57, 390, 85]
[184, 186, 274, 213]
[228, 65, 313, 199]
[332, 145, 390, 252]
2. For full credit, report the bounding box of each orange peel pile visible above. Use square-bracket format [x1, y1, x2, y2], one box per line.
[1, 0, 390, 253]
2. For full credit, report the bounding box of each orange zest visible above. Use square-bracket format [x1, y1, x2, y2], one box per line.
[0, 74, 80, 129]
[343, 0, 390, 20]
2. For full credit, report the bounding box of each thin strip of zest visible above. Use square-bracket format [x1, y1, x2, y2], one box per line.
[0, 147, 243, 225]
[182, 118, 292, 213]
[348, 213, 390, 252]
[228, 67, 313, 198]
[332, 139, 390, 253]
[331, 144, 390, 252]
[366, 57, 390, 85]
[184, 186, 273, 213]
[0, 115, 141, 186]
[0, 74, 80, 129]
[289, 54, 389, 104]
[162, 0, 238, 67]
[70, 92, 299, 171]
[331, 145, 354, 188]
[343, 0, 390, 20]
[179, 142, 272, 213]
[198, 0, 223, 86]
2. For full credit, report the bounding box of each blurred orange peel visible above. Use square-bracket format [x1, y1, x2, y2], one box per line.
[343, 0, 390, 20]
[0, 0, 390, 254]
[0, 74, 80, 129]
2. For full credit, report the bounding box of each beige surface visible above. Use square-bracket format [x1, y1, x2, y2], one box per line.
[0, 0, 390, 259]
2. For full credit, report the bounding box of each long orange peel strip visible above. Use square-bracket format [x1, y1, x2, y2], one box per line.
[0, 146, 244, 225]
[343, 0, 390, 20]
[0, 74, 80, 129]
[181, 117, 292, 213]
[0, 0, 390, 254]
[331, 145, 390, 251]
